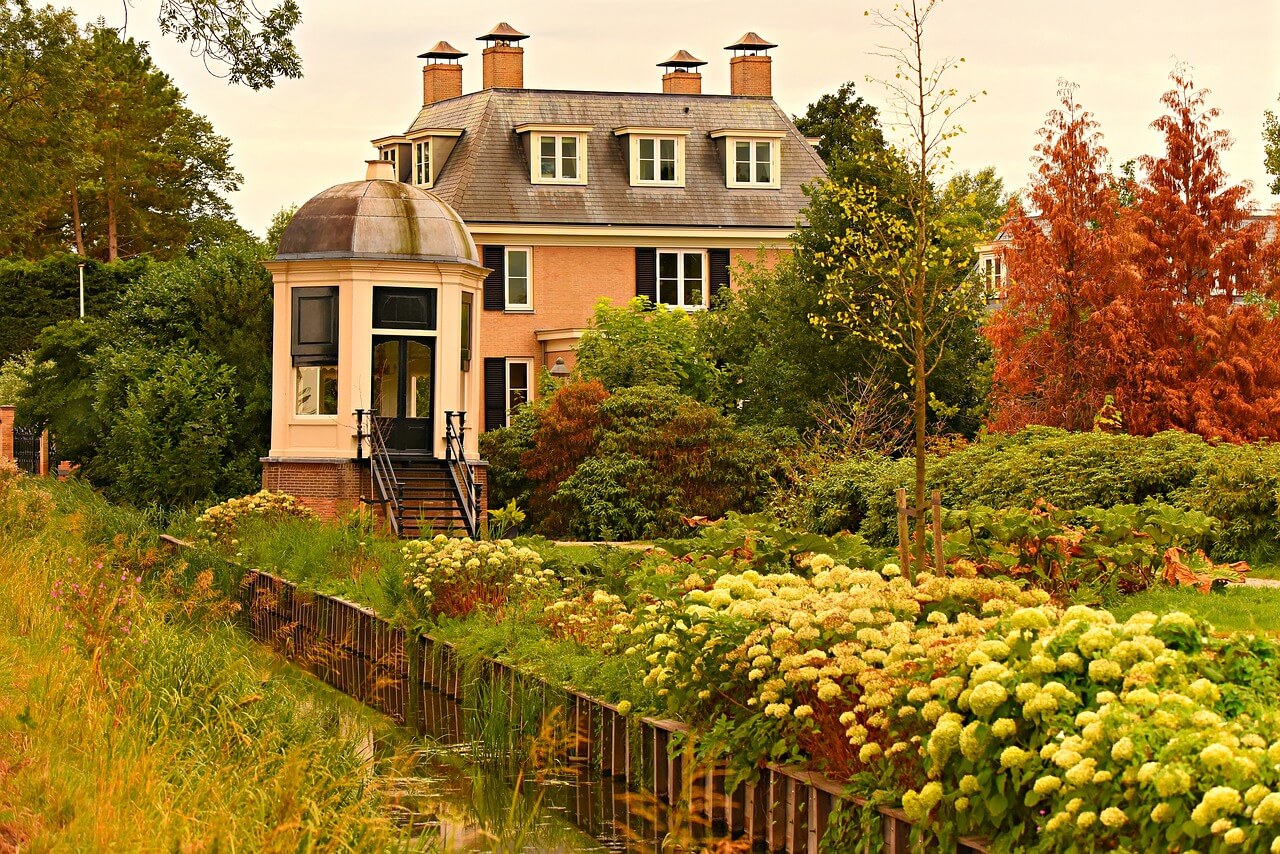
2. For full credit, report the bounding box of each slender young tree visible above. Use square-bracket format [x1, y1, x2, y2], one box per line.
[986, 83, 1140, 431]
[1264, 94, 1279, 195]
[813, 0, 981, 574]
[1123, 67, 1280, 440]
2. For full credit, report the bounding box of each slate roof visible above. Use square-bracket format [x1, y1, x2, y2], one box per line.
[400, 88, 825, 228]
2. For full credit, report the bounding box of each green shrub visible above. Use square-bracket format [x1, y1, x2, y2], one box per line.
[1176, 442, 1280, 563]
[782, 428, 1280, 562]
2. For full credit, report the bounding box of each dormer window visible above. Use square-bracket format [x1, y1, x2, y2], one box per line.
[614, 126, 692, 188]
[384, 128, 462, 189]
[514, 123, 591, 185]
[414, 139, 431, 187]
[710, 129, 784, 189]
[638, 137, 678, 183]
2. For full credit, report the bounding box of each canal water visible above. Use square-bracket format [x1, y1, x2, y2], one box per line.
[371, 690, 737, 853]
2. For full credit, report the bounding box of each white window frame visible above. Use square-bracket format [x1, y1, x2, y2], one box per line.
[413, 139, 432, 188]
[504, 246, 533, 311]
[635, 136, 682, 185]
[532, 133, 588, 185]
[506, 358, 533, 417]
[293, 365, 339, 418]
[656, 249, 707, 311]
[380, 147, 398, 181]
[729, 139, 777, 187]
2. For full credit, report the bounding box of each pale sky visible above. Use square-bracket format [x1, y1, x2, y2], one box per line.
[74, 0, 1280, 235]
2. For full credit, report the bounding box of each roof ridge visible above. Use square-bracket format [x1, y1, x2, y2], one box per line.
[447, 90, 495, 212]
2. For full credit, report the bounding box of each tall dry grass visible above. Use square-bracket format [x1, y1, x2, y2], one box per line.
[0, 468, 429, 852]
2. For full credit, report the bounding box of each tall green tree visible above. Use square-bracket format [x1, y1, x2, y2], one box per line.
[0, 1, 85, 256]
[0, 9, 243, 260]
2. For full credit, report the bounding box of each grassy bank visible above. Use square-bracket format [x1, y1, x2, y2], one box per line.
[0, 471, 418, 851]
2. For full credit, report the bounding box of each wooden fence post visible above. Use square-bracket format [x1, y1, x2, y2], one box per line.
[895, 488, 910, 575]
[931, 489, 944, 571]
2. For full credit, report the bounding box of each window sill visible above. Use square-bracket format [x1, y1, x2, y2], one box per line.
[503, 308, 535, 314]
[726, 183, 782, 190]
[289, 415, 340, 424]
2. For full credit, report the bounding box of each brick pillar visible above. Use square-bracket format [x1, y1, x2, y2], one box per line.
[482, 45, 523, 89]
[729, 55, 771, 96]
[662, 71, 702, 94]
[473, 459, 490, 532]
[0, 405, 13, 465]
[423, 63, 463, 104]
[38, 429, 49, 476]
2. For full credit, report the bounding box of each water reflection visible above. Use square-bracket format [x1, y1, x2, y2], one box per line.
[373, 691, 737, 853]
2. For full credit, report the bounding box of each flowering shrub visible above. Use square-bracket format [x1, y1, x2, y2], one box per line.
[896, 604, 1280, 851]
[622, 556, 1049, 783]
[195, 490, 316, 546]
[401, 535, 554, 618]
[539, 589, 632, 650]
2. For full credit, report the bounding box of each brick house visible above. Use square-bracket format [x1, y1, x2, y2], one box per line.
[373, 24, 824, 431]
[262, 23, 824, 533]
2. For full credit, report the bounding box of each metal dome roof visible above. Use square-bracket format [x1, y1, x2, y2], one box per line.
[275, 179, 478, 264]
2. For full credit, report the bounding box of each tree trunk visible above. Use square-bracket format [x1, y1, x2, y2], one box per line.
[70, 181, 86, 257]
[911, 0, 930, 578]
[106, 190, 118, 261]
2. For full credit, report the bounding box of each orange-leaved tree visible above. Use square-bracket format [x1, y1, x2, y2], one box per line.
[986, 82, 1141, 431]
[1122, 67, 1280, 441]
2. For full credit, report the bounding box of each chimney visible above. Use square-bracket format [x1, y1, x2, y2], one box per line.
[477, 22, 528, 89]
[366, 159, 396, 181]
[418, 40, 466, 105]
[725, 32, 776, 97]
[658, 50, 707, 95]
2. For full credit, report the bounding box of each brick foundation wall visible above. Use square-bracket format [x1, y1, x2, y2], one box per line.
[473, 460, 490, 533]
[261, 458, 370, 520]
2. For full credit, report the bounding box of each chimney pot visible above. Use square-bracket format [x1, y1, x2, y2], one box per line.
[419, 41, 466, 105]
[477, 23, 527, 89]
[658, 50, 707, 95]
[725, 32, 775, 97]
[366, 159, 396, 181]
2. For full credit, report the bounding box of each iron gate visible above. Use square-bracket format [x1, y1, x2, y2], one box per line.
[12, 426, 45, 475]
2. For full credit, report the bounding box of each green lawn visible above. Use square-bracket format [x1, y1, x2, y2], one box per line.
[1105, 584, 1280, 634]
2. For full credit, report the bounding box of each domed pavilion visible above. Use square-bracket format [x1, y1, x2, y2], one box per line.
[262, 160, 488, 535]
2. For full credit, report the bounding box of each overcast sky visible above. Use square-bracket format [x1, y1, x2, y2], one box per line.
[75, 0, 1279, 235]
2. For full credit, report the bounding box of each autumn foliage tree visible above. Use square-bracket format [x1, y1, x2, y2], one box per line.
[986, 83, 1140, 431]
[988, 69, 1280, 442]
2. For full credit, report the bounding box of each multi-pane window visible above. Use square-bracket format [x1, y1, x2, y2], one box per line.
[733, 140, 774, 185]
[380, 147, 398, 180]
[507, 360, 531, 413]
[638, 137, 678, 183]
[537, 135, 580, 181]
[295, 366, 338, 416]
[505, 247, 532, 310]
[657, 251, 705, 310]
[414, 140, 431, 186]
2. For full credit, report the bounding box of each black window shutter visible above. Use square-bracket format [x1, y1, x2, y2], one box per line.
[635, 247, 657, 305]
[483, 245, 505, 311]
[291, 286, 339, 365]
[708, 249, 730, 307]
[484, 358, 507, 431]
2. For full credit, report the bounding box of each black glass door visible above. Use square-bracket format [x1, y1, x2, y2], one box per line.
[372, 336, 435, 453]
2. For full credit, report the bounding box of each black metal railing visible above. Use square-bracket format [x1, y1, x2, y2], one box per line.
[444, 411, 482, 538]
[356, 409, 404, 538]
